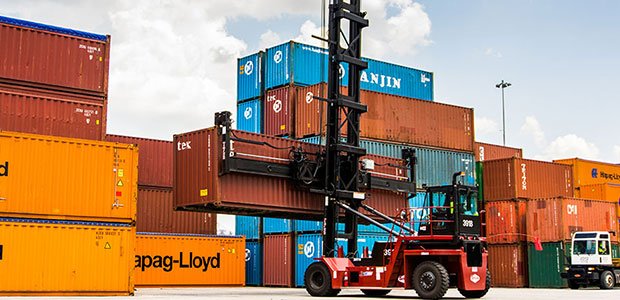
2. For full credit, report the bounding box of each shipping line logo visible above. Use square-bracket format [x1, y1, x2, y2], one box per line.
[177, 141, 192, 151]
[592, 168, 620, 181]
[0, 161, 7, 177]
[244, 60, 254, 75]
[135, 252, 220, 272]
[244, 107, 253, 119]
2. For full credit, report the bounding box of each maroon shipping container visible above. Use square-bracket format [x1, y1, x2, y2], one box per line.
[526, 197, 617, 242]
[0, 83, 106, 140]
[486, 200, 527, 244]
[173, 127, 408, 220]
[0, 19, 110, 95]
[474, 142, 522, 162]
[295, 84, 328, 138]
[264, 86, 292, 136]
[263, 233, 294, 287]
[106, 134, 173, 187]
[482, 158, 573, 201]
[487, 243, 528, 287]
[137, 186, 216, 234]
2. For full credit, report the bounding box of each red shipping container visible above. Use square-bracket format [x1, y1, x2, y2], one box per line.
[0, 18, 110, 95]
[106, 134, 173, 187]
[264, 86, 292, 136]
[526, 197, 617, 242]
[263, 234, 294, 287]
[137, 186, 216, 234]
[487, 243, 528, 287]
[0, 83, 106, 140]
[482, 158, 573, 201]
[295, 84, 328, 138]
[485, 200, 527, 244]
[173, 127, 408, 220]
[474, 142, 522, 162]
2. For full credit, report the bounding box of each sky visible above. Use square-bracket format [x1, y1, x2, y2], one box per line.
[3, 0, 619, 233]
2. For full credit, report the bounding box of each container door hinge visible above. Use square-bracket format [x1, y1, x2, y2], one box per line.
[112, 198, 124, 208]
[0, 197, 6, 201]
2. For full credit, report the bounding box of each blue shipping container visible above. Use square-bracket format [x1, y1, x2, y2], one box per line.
[245, 240, 262, 286]
[237, 99, 262, 133]
[407, 192, 427, 231]
[237, 52, 263, 102]
[235, 215, 260, 240]
[293, 219, 401, 235]
[301, 136, 475, 188]
[264, 41, 434, 100]
[263, 217, 292, 234]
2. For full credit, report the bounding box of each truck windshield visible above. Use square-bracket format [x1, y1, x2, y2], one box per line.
[459, 189, 478, 216]
[573, 240, 597, 255]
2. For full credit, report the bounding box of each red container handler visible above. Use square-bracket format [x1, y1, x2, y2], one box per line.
[106, 134, 173, 188]
[0, 83, 106, 140]
[263, 233, 295, 287]
[0, 16, 110, 95]
[173, 127, 409, 220]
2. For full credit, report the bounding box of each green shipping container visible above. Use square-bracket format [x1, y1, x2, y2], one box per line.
[613, 243, 619, 259]
[527, 242, 571, 288]
[476, 162, 483, 202]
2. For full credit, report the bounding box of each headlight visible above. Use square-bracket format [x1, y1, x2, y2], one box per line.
[564, 267, 569, 271]
[587, 267, 595, 271]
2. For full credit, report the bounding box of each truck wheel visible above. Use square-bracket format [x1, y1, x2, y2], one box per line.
[567, 279, 580, 290]
[361, 289, 391, 296]
[458, 269, 491, 298]
[304, 262, 340, 297]
[412, 261, 449, 300]
[599, 270, 615, 290]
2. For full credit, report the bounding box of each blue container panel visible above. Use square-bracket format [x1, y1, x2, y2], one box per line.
[295, 220, 323, 233]
[265, 42, 292, 89]
[408, 192, 427, 231]
[237, 52, 263, 101]
[245, 241, 262, 286]
[295, 233, 323, 287]
[235, 215, 260, 240]
[237, 99, 262, 133]
[0, 15, 107, 41]
[263, 217, 292, 234]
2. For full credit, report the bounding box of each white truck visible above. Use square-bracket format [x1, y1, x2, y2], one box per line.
[561, 231, 620, 289]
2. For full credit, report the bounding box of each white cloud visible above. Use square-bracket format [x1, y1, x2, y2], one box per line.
[520, 116, 546, 147]
[258, 30, 283, 50]
[474, 116, 499, 135]
[485, 48, 503, 59]
[539, 134, 599, 161]
[613, 146, 620, 161]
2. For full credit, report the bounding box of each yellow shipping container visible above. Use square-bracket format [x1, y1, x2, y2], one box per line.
[579, 183, 620, 217]
[554, 158, 620, 188]
[0, 131, 138, 222]
[0, 218, 135, 296]
[135, 233, 245, 287]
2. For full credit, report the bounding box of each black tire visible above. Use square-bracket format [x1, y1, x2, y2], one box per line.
[304, 262, 341, 297]
[361, 289, 392, 296]
[600, 270, 615, 290]
[568, 279, 580, 290]
[458, 269, 491, 298]
[412, 261, 450, 300]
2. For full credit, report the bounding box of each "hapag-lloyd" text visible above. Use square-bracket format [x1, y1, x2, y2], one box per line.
[135, 252, 220, 272]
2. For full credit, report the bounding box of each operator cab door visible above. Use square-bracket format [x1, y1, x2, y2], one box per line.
[417, 188, 455, 236]
[571, 232, 612, 266]
[457, 187, 481, 236]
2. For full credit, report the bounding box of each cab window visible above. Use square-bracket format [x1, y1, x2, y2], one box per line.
[573, 240, 597, 255]
[598, 240, 610, 255]
[459, 190, 478, 216]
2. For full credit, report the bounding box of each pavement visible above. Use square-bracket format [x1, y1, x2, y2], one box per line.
[4, 287, 620, 299]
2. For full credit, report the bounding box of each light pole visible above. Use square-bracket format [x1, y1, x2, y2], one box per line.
[495, 80, 511, 146]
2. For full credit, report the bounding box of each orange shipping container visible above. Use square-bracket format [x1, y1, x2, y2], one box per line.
[487, 243, 528, 287]
[474, 142, 522, 162]
[554, 158, 620, 190]
[0, 131, 137, 223]
[134, 233, 245, 287]
[485, 200, 527, 244]
[0, 218, 135, 296]
[579, 183, 620, 207]
[482, 157, 573, 201]
[526, 197, 617, 242]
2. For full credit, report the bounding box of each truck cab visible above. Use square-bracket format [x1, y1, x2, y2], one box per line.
[562, 231, 620, 289]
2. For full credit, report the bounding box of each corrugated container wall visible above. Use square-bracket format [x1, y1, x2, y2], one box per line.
[0, 16, 110, 95]
[236, 99, 262, 133]
[263, 234, 294, 287]
[527, 242, 569, 288]
[485, 200, 526, 244]
[134, 233, 245, 287]
[579, 183, 620, 205]
[0, 218, 135, 296]
[487, 243, 528, 287]
[237, 52, 263, 102]
[474, 142, 522, 162]
[295, 233, 323, 287]
[106, 134, 172, 187]
[554, 158, 620, 188]
[526, 197, 617, 242]
[0, 84, 106, 140]
[302, 136, 476, 188]
[482, 158, 573, 201]
[137, 187, 216, 234]
[245, 240, 262, 286]
[263, 217, 292, 234]
[264, 41, 434, 100]
[0, 131, 137, 223]
[264, 85, 292, 136]
[235, 216, 260, 240]
[294, 84, 327, 138]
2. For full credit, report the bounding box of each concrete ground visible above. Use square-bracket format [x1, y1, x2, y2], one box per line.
[5, 287, 620, 299]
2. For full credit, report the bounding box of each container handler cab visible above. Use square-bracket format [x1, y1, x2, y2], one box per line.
[561, 231, 620, 289]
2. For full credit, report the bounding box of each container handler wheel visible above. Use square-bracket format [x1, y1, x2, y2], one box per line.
[304, 262, 341, 297]
[600, 270, 615, 290]
[458, 269, 491, 298]
[361, 289, 391, 296]
[412, 261, 449, 300]
[568, 279, 580, 290]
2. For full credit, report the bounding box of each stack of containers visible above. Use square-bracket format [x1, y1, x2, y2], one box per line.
[237, 52, 264, 133]
[0, 132, 138, 295]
